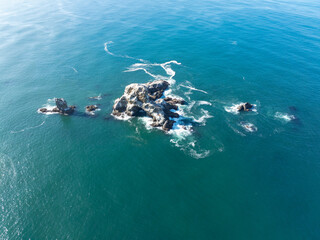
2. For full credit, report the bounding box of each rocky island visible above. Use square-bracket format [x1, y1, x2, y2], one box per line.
[112, 80, 187, 131]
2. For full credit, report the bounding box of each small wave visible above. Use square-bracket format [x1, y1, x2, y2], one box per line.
[86, 108, 101, 116]
[180, 84, 208, 94]
[10, 120, 46, 134]
[125, 61, 181, 85]
[191, 109, 213, 125]
[104, 41, 115, 56]
[70, 67, 78, 73]
[275, 112, 295, 122]
[89, 94, 102, 100]
[190, 149, 211, 159]
[104, 41, 145, 62]
[197, 101, 212, 106]
[239, 121, 257, 132]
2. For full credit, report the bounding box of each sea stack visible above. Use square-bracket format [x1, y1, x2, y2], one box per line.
[112, 80, 186, 131]
[237, 102, 253, 112]
[39, 98, 76, 115]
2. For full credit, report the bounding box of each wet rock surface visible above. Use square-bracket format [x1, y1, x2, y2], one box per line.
[86, 105, 98, 112]
[38, 98, 75, 115]
[237, 102, 253, 112]
[112, 80, 186, 131]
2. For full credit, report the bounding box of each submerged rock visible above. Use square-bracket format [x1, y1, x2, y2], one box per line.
[237, 102, 253, 112]
[112, 80, 186, 131]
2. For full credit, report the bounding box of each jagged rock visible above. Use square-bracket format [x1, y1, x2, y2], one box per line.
[55, 98, 68, 111]
[162, 120, 175, 131]
[237, 102, 253, 112]
[112, 80, 185, 131]
[38, 98, 75, 115]
[164, 97, 187, 105]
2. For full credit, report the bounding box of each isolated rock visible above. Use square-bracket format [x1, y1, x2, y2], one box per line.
[112, 80, 186, 131]
[237, 102, 253, 112]
[86, 105, 98, 112]
[38, 98, 75, 115]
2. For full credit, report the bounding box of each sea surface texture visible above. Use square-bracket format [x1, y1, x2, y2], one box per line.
[1, 0, 320, 239]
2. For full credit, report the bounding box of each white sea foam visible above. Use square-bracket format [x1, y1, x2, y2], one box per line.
[70, 67, 78, 73]
[37, 98, 59, 115]
[168, 122, 193, 138]
[239, 122, 257, 132]
[125, 60, 181, 85]
[86, 108, 101, 116]
[275, 112, 295, 122]
[57, 1, 89, 20]
[104, 41, 145, 62]
[191, 109, 213, 125]
[180, 84, 208, 94]
[197, 101, 212, 106]
[112, 113, 132, 121]
[10, 120, 46, 134]
[89, 94, 102, 100]
[190, 149, 211, 159]
[224, 103, 257, 114]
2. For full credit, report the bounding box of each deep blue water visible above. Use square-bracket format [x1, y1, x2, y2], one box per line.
[1, 0, 320, 239]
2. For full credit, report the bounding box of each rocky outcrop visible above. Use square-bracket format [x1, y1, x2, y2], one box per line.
[86, 105, 98, 112]
[112, 80, 186, 131]
[39, 98, 75, 115]
[237, 102, 253, 112]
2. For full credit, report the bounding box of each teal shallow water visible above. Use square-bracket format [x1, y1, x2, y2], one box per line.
[1, 0, 320, 239]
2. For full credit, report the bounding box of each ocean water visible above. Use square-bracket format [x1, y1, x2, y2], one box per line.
[1, 0, 320, 239]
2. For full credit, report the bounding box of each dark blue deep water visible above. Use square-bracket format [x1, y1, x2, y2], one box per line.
[1, 0, 320, 239]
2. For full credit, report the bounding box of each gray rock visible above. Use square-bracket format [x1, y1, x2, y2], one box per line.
[55, 98, 68, 112]
[237, 102, 253, 112]
[86, 105, 98, 112]
[112, 80, 185, 131]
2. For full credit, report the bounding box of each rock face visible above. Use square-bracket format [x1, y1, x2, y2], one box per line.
[112, 80, 186, 131]
[39, 98, 75, 115]
[237, 102, 253, 112]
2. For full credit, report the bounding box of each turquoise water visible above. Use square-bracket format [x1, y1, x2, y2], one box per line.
[1, 0, 320, 239]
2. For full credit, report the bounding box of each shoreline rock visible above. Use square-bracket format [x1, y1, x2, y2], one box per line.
[112, 80, 186, 131]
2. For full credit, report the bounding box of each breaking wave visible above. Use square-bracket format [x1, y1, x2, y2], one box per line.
[239, 121, 258, 132]
[37, 98, 60, 115]
[275, 112, 295, 122]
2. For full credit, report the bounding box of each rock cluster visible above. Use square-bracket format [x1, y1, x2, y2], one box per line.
[112, 80, 187, 131]
[39, 98, 76, 114]
[237, 102, 253, 112]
